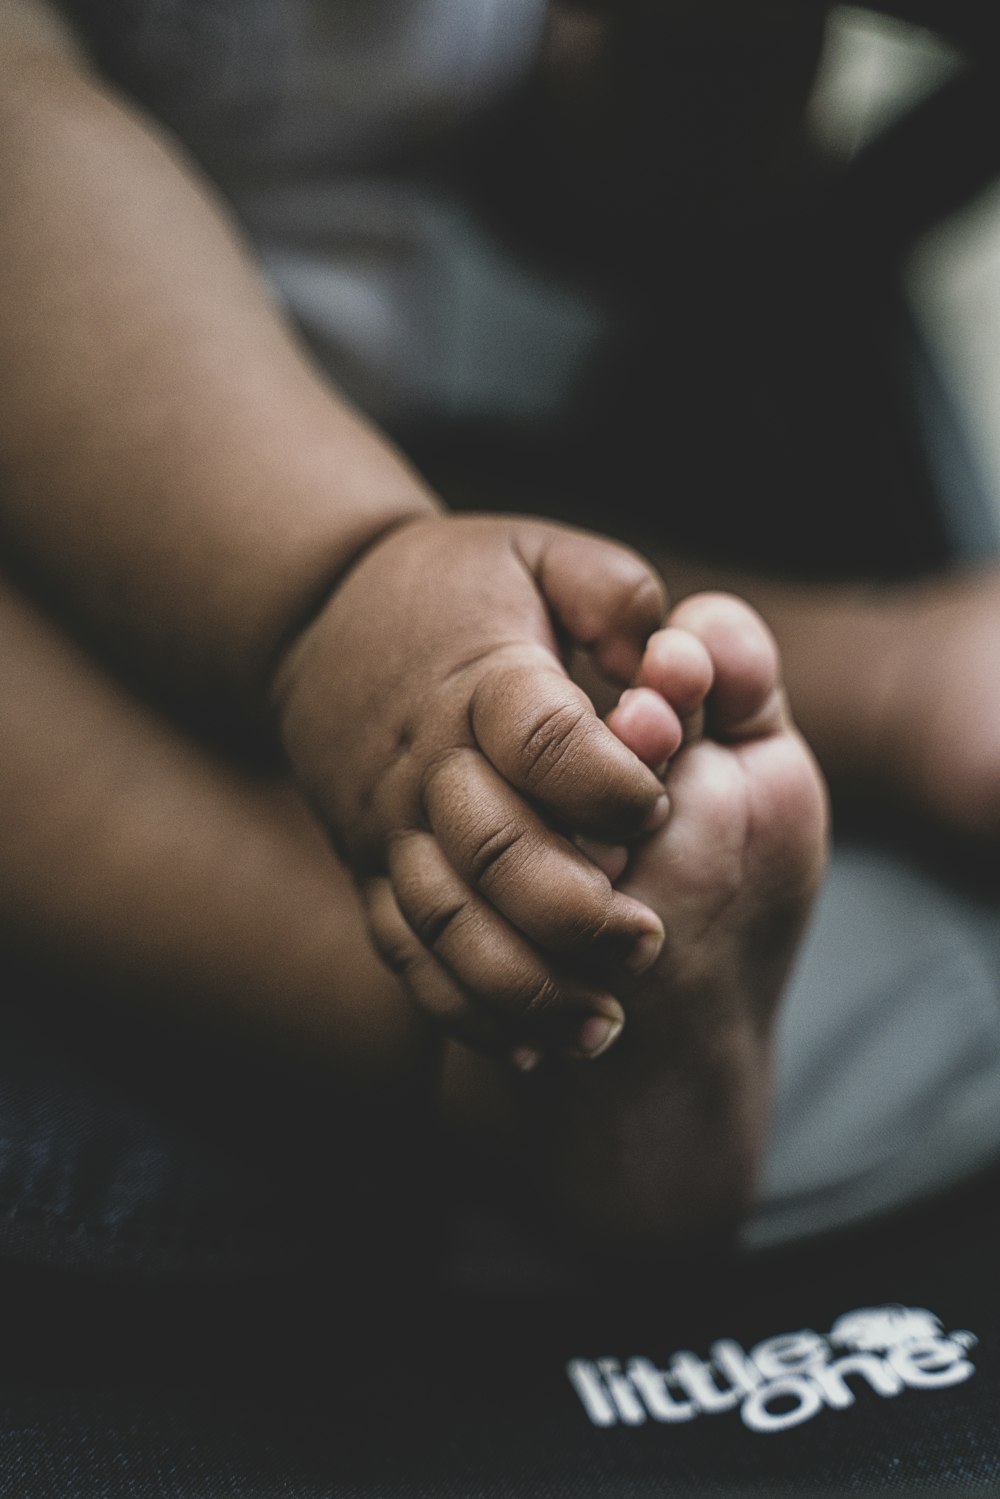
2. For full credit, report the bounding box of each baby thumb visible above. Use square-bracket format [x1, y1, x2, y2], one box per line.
[523, 524, 667, 685]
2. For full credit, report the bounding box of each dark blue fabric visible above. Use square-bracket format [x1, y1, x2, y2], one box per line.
[0, 1166, 998, 1495]
[54, 0, 291, 152]
[0, 960, 437, 1285]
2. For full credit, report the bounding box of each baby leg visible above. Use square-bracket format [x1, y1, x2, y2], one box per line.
[442, 593, 827, 1253]
[0, 570, 423, 1082]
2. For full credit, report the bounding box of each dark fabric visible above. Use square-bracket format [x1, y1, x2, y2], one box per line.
[52, 0, 1000, 581]
[53, 0, 292, 167]
[0, 960, 440, 1285]
[53, 0, 284, 101]
[0, 1165, 997, 1494]
[405, 3, 990, 580]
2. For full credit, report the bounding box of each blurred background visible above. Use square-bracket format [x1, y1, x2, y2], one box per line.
[814, 5, 1000, 560]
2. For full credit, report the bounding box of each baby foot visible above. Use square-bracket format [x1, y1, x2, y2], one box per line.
[542, 594, 828, 1250]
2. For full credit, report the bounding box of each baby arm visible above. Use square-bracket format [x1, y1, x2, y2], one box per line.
[1, 3, 667, 1059]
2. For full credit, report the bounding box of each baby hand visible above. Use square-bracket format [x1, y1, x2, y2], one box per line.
[273, 514, 669, 1061]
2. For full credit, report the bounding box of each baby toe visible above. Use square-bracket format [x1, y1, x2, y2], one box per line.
[666, 593, 785, 740]
[606, 686, 681, 773]
[637, 624, 715, 719]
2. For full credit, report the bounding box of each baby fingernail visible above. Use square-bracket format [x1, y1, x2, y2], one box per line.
[511, 1045, 543, 1073]
[641, 794, 670, 833]
[572, 1013, 624, 1061]
[626, 926, 663, 974]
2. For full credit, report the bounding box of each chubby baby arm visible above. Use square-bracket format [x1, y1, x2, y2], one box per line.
[1, 6, 667, 1065]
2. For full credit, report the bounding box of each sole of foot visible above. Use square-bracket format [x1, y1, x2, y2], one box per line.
[545, 593, 828, 1254]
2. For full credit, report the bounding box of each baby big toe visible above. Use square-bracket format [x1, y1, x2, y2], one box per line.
[666, 593, 786, 741]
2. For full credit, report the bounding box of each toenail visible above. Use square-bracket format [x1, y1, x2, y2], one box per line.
[571, 1013, 624, 1061]
[625, 927, 663, 975]
[511, 1045, 543, 1073]
[641, 794, 670, 833]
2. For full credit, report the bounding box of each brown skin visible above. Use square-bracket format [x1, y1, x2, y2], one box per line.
[0, 2, 833, 1251]
[0, 4, 672, 1064]
[1, 554, 827, 1251]
[275, 513, 673, 1060]
[0, 566, 422, 1084]
[441, 597, 828, 1252]
[10, 1, 976, 1252]
[0, 0, 983, 1253]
